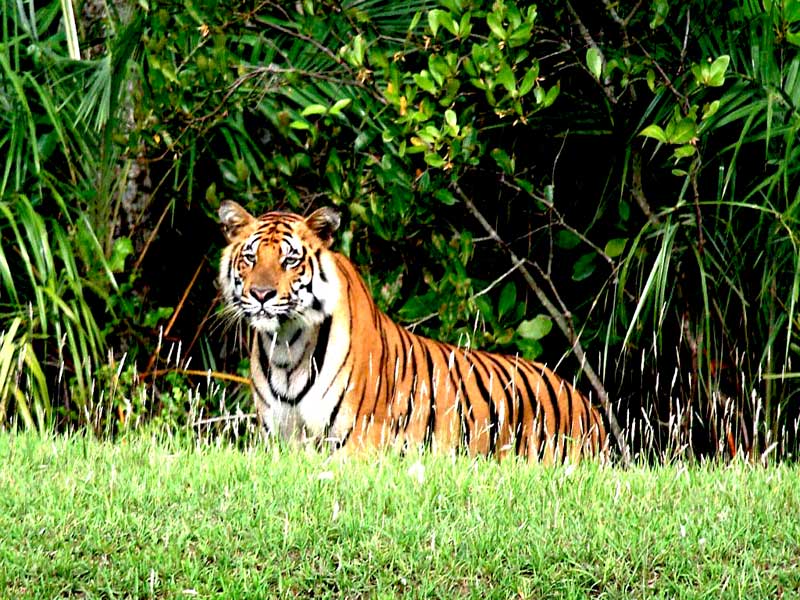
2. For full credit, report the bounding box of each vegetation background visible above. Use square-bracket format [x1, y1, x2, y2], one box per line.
[1, 0, 799, 462]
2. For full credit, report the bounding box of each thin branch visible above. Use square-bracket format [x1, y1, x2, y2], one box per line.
[680, 8, 691, 74]
[144, 367, 251, 386]
[453, 182, 630, 466]
[193, 413, 256, 427]
[631, 150, 661, 227]
[143, 257, 207, 376]
[690, 157, 705, 256]
[565, 0, 617, 105]
[636, 42, 690, 111]
[496, 176, 614, 269]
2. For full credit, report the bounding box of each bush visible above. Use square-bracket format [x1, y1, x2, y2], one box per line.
[1, 0, 798, 461]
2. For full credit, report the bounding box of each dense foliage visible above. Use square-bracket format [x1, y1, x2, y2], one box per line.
[1, 0, 798, 460]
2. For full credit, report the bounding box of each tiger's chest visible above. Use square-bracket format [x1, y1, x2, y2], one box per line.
[249, 317, 351, 441]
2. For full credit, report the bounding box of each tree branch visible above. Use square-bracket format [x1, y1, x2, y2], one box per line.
[631, 150, 661, 228]
[564, 1, 617, 105]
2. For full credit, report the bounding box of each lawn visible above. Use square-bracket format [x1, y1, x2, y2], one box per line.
[0, 431, 798, 599]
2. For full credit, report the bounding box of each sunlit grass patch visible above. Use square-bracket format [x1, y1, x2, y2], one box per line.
[1, 431, 798, 598]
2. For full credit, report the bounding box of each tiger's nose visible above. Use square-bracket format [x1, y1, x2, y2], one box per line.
[250, 286, 276, 304]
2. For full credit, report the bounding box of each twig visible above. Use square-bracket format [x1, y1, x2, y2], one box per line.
[631, 151, 661, 227]
[624, 1, 644, 26]
[680, 8, 691, 73]
[496, 176, 614, 269]
[565, 1, 617, 105]
[182, 292, 221, 365]
[132, 198, 172, 274]
[453, 182, 630, 466]
[636, 42, 689, 111]
[690, 157, 705, 256]
[143, 256, 207, 376]
[144, 367, 251, 385]
[193, 413, 256, 427]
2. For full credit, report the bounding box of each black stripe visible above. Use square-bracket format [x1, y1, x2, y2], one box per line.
[422, 342, 438, 449]
[316, 249, 328, 282]
[469, 353, 499, 455]
[390, 328, 411, 439]
[398, 327, 411, 381]
[339, 381, 369, 448]
[402, 335, 422, 436]
[481, 353, 519, 450]
[288, 327, 303, 347]
[510, 361, 541, 457]
[252, 383, 272, 433]
[435, 342, 472, 451]
[325, 371, 352, 445]
[285, 315, 333, 405]
[536, 366, 563, 460]
[258, 332, 274, 375]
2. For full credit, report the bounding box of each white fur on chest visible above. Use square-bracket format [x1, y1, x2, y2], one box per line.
[249, 252, 350, 441]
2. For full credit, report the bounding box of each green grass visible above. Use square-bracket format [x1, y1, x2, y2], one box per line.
[1, 432, 799, 599]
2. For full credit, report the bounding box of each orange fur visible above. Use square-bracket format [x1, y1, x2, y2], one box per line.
[218, 201, 606, 461]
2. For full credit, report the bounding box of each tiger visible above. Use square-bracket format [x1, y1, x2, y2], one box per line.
[218, 200, 607, 462]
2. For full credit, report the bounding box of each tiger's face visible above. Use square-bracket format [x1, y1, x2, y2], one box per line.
[218, 201, 341, 333]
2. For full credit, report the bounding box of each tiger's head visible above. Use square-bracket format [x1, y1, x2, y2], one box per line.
[218, 201, 341, 333]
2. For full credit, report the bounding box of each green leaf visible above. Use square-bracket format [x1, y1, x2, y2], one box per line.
[498, 282, 517, 319]
[618, 200, 630, 222]
[399, 291, 439, 320]
[424, 152, 447, 168]
[143, 306, 174, 329]
[409, 11, 422, 33]
[517, 315, 552, 340]
[439, 11, 458, 35]
[515, 338, 543, 360]
[586, 47, 602, 80]
[352, 34, 366, 67]
[508, 23, 532, 48]
[428, 9, 443, 36]
[518, 65, 539, 96]
[496, 64, 516, 94]
[572, 253, 596, 281]
[109, 237, 134, 273]
[693, 55, 730, 87]
[604, 238, 627, 258]
[486, 12, 506, 40]
[556, 230, 581, 250]
[702, 100, 720, 120]
[434, 189, 457, 205]
[413, 71, 437, 94]
[428, 55, 449, 86]
[646, 69, 656, 92]
[301, 104, 327, 117]
[639, 124, 667, 142]
[542, 84, 559, 107]
[490, 148, 514, 174]
[706, 55, 730, 87]
[673, 144, 696, 159]
[650, 0, 668, 28]
[667, 118, 697, 144]
[328, 98, 351, 116]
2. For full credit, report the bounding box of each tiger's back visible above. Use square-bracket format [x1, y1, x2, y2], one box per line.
[218, 201, 606, 462]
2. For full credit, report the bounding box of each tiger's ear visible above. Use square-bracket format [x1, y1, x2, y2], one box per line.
[305, 207, 341, 248]
[219, 201, 255, 242]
